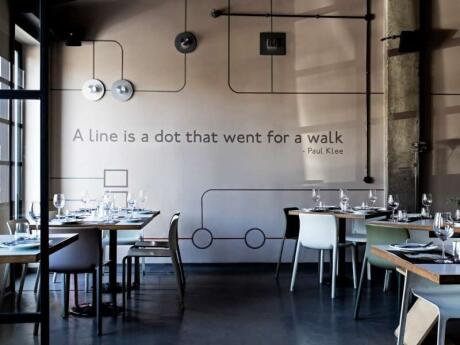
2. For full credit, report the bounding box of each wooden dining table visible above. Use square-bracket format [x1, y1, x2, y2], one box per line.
[289, 208, 390, 282]
[372, 245, 460, 345]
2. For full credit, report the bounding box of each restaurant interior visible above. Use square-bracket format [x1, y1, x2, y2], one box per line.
[1, 0, 460, 344]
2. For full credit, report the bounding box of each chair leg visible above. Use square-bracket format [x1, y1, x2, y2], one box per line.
[74, 274, 79, 307]
[0, 264, 10, 307]
[289, 241, 302, 292]
[275, 237, 286, 280]
[353, 257, 368, 319]
[92, 272, 97, 309]
[383, 270, 391, 292]
[176, 248, 186, 287]
[351, 245, 357, 289]
[127, 257, 132, 299]
[367, 262, 372, 281]
[85, 273, 90, 293]
[319, 250, 324, 284]
[17, 264, 28, 307]
[122, 257, 127, 312]
[62, 273, 70, 318]
[33, 286, 41, 336]
[34, 264, 41, 294]
[331, 247, 337, 299]
[134, 257, 140, 287]
[171, 254, 185, 306]
[397, 272, 402, 311]
[142, 257, 146, 277]
[437, 315, 447, 345]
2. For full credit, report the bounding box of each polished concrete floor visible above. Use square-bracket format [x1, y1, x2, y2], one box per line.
[0, 264, 453, 345]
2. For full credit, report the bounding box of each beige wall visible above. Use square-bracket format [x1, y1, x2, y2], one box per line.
[425, 1, 460, 211]
[51, 0, 386, 262]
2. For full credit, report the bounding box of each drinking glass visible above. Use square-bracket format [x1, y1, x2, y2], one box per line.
[368, 189, 378, 208]
[433, 212, 455, 263]
[422, 193, 433, 218]
[139, 189, 148, 210]
[15, 222, 30, 240]
[312, 189, 321, 207]
[127, 193, 137, 218]
[387, 194, 399, 221]
[339, 189, 349, 209]
[103, 192, 115, 221]
[53, 193, 66, 218]
[81, 190, 90, 213]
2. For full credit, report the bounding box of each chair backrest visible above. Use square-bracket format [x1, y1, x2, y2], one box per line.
[298, 214, 337, 250]
[168, 213, 180, 253]
[49, 227, 101, 273]
[365, 224, 409, 269]
[283, 207, 300, 239]
[6, 219, 30, 235]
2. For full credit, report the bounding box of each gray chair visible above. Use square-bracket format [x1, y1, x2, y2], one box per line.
[49, 227, 102, 319]
[353, 224, 409, 319]
[122, 213, 184, 310]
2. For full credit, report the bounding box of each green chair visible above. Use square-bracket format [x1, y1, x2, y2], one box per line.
[353, 224, 409, 319]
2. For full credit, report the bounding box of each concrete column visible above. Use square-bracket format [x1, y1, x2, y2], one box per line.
[385, 0, 420, 212]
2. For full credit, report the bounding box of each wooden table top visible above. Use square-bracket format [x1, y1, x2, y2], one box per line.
[289, 209, 389, 220]
[0, 233, 79, 264]
[371, 245, 460, 284]
[32, 211, 160, 231]
[368, 219, 460, 233]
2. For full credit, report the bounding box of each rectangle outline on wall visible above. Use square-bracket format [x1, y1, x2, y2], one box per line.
[104, 169, 128, 188]
[106, 190, 128, 207]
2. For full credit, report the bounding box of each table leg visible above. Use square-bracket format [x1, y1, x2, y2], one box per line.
[397, 271, 413, 345]
[338, 218, 347, 280]
[109, 231, 118, 311]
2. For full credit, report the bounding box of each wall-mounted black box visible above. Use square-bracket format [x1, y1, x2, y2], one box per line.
[260, 32, 286, 55]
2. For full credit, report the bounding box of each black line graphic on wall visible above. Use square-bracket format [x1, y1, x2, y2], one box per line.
[51, 0, 189, 93]
[191, 188, 384, 250]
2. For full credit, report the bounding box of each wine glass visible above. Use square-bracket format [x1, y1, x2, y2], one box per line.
[422, 193, 433, 218]
[29, 202, 41, 233]
[433, 212, 455, 263]
[312, 189, 321, 207]
[387, 194, 399, 221]
[138, 190, 148, 210]
[368, 189, 378, 208]
[103, 192, 114, 221]
[127, 193, 137, 218]
[53, 193, 66, 219]
[81, 190, 90, 213]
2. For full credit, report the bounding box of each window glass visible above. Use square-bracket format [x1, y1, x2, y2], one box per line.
[0, 122, 8, 161]
[0, 165, 9, 204]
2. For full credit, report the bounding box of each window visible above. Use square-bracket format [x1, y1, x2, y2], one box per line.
[0, 45, 25, 218]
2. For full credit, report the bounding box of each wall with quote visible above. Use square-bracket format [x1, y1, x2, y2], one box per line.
[50, 0, 386, 262]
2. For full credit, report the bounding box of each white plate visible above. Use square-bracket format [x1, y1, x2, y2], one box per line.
[0, 242, 41, 250]
[390, 243, 438, 252]
[123, 218, 142, 223]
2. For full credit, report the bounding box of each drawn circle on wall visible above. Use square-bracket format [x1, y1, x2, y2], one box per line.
[192, 228, 213, 249]
[244, 228, 266, 249]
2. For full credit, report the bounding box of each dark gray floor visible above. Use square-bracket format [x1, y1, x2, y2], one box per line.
[0, 264, 452, 345]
